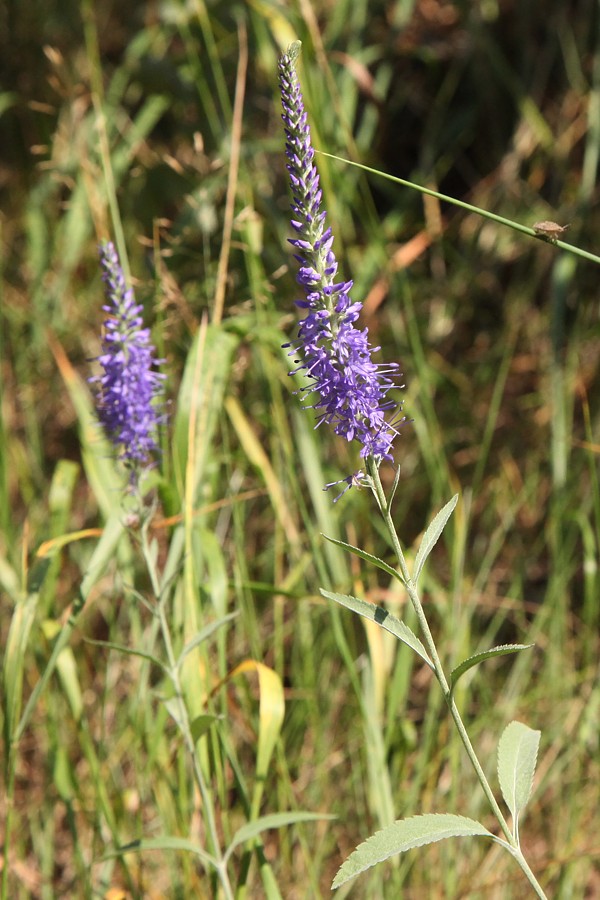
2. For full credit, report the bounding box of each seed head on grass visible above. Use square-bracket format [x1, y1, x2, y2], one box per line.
[278, 42, 405, 479]
[90, 241, 165, 484]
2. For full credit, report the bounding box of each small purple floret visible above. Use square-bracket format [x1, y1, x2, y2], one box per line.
[90, 242, 165, 480]
[278, 43, 405, 465]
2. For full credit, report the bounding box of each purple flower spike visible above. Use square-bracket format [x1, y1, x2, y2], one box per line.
[90, 242, 165, 481]
[278, 43, 405, 466]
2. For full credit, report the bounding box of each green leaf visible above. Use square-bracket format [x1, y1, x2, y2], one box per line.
[56, 349, 123, 518]
[190, 714, 219, 743]
[388, 463, 402, 507]
[226, 811, 335, 859]
[321, 591, 432, 669]
[15, 511, 126, 743]
[103, 836, 217, 870]
[177, 611, 239, 668]
[450, 644, 534, 689]
[3, 590, 39, 757]
[413, 494, 458, 584]
[321, 536, 405, 585]
[78, 511, 127, 601]
[172, 323, 240, 506]
[332, 814, 495, 888]
[163, 698, 185, 730]
[84, 639, 167, 673]
[53, 744, 77, 802]
[0, 556, 20, 604]
[497, 721, 541, 829]
[0, 91, 18, 118]
[54, 643, 83, 723]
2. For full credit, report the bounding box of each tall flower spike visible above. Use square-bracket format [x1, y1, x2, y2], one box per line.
[90, 241, 165, 482]
[278, 42, 405, 467]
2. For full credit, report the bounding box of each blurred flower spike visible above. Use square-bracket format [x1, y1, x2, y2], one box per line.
[278, 42, 405, 470]
[90, 241, 166, 484]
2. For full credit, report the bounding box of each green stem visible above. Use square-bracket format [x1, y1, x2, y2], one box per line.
[1, 754, 15, 900]
[365, 459, 547, 900]
[15, 604, 81, 744]
[318, 150, 600, 267]
[140, 521, 234, 900]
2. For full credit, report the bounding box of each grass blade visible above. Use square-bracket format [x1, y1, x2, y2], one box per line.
[227, 811, 336, 859]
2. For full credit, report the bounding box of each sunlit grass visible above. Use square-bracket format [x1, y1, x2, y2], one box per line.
[1, 1, 599, 897]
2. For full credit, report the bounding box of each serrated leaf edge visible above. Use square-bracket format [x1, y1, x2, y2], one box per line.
[450, 643, 534, 689]
[332, 813, 497, 889]
[497, 720, 541, 825]
[321, 590, 432, 668]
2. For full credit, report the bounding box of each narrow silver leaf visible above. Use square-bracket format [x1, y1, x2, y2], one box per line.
[332, 814, 495, 888]
[413, 494, 459, 584]
[321, 590, 432, 669]
[322, 534, 405, 584]
[450, 643, 534, 689]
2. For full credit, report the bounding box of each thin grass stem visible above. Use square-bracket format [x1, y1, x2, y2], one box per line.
[318, 151, 600, 266]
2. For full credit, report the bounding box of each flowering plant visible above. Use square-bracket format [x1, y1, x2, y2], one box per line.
[90, 241, 165, 485]
[278, 41, 547, 898]
[279, 43, 405, 474]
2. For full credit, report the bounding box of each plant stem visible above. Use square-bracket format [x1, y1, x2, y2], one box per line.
[318, 151, 600, 267]
[140, 520, 235, 900]
[366, 459, 548, 900]
[1, 754, 16, 900]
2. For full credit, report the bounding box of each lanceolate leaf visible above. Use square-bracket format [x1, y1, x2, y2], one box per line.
[321, 591, 432, 669]
[84, 639, 167, 673]
[190, 714, 220, 743]
[332, 814, 496, 888]
[226, 811, 335, 860]
[103, 836, 217, 870]
[3, 591, 39, 759]
[177, 611, 239, 668]
[321, 535, 405, 584]
[450, 644, 534, 690]
[225, 660, 285, 817]
[388, 463, 402, 507]
[497, 721, 541, 827]
[413, 494, 459, 584]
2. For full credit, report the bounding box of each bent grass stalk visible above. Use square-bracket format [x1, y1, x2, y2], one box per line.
[317, 150, 600, 266]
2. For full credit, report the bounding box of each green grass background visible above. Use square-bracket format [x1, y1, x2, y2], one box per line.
[1, 0, 599, 896]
